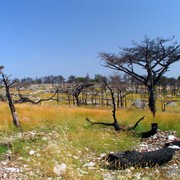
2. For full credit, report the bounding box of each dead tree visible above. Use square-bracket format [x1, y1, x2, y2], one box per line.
[73, 83, 94, 106]
[100, 37, 180, 116]
[1, 73, 22, 131]
[61, 83, 94, 106]
[16, 87, 57, 105]
[86, 79, 144, 131]
[106, 142, 179, 170]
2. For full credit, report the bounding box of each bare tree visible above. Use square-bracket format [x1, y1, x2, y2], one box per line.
[1, 73, 22, 131]
[86, 79, 144, 131]
[62, 76, 94, 106]
[100, 37, 180, 116]
[16, 86, 58, 105]
[68, 83, 94, 106]
[86, 79, 121, 131]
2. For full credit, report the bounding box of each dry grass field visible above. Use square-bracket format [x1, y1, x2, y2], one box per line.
[0, 100, 179, 179]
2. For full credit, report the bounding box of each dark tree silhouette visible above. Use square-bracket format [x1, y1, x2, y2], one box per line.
[100, 37, 180, 116]
[61, 76, 94, 106]
[86, 79, 144, 131]
[16, 86, 58, 105]
[1, 73, 22, 131]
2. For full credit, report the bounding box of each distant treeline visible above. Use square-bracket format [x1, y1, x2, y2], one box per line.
[11, 74, 180, 87]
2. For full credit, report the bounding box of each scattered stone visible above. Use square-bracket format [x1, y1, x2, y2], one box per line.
[103, 172, 114, 180]
[29, 150, 35, 155]
[167, 102, 177, 106]
[36, 153, 41, 157]
[53, 163, 67, 176]
[83, 162, 96, 167]
[168, 135, 176, 141]
[77, 168, 88, 175]
[0, 129, 179, 179]
[133, 172, 141, 180]
[4, 167, 20, 173]
[42, 137, 48, 141]
[100, 153, 106, 158]
[3, 173, 8, 179]
[73, 156, 79, 159]
[141, 177, 151, 180]
[1, 161, 8, 166]
[132, 99, 147, 109]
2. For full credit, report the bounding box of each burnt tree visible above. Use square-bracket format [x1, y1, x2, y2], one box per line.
[16, 86, 58, 105]
[86, 79, 144, 131]
[100, 37, 180, 116]
[86, 79, 121, 131]
[1, 73, 22, 131]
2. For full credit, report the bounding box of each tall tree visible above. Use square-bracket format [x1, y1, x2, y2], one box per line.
[100, 37, 180, 116]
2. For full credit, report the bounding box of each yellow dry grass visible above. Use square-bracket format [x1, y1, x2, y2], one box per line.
[0, 102, 179, 134]
[0, 102, 179, 179]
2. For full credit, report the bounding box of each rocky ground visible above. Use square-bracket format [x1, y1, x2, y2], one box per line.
[0, 129, 179, 180]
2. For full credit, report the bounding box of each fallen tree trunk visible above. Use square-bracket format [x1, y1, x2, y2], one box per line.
[16, 88, 57, 105]
[106, 143, 179, 169]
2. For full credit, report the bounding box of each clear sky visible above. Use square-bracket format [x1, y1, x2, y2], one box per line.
[0, 0, 180, 80]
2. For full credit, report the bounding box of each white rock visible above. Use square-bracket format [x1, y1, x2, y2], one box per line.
[53, 163, 67, 176]
[29, 150, 35, 155]
[36, 153, 41, 157]
[103, 172, 114, 180]
[168, 135, 176, 141]
[73, 156, 79, 159]
[1, 161, 8, 165]
[124, 169, 131, 173]
[100, 153, 106, 158]
[23, 164, 29, 168]
[7, 150, 12, 154]
[141, 177, 151, 180]
[3, 173, 7, 179]
[17, 157, 23, 160]
[5, 167, 20, 173]
[27, 158, 31, 162]
[167, 102, 176, 106]
[42, 137, 48, 141]
[77, 168, 88, 175]
[83, 162, 96, 167]
[67, 153, 72, 157]
[134, 173, 142, 180]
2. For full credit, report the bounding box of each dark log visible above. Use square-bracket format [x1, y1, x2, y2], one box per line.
[106, 144, 179, 169]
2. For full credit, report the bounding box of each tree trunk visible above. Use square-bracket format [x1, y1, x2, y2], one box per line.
[67, 95, 71, 106]
[2, 74, 22, 131]
[124, 94, 127, 108]
[117, 92, 120, 108]
[148, 86, 156, 117]
[75, 94, 80, 106]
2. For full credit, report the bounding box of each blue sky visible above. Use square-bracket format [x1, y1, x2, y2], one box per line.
[0, 0, 180, 79]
